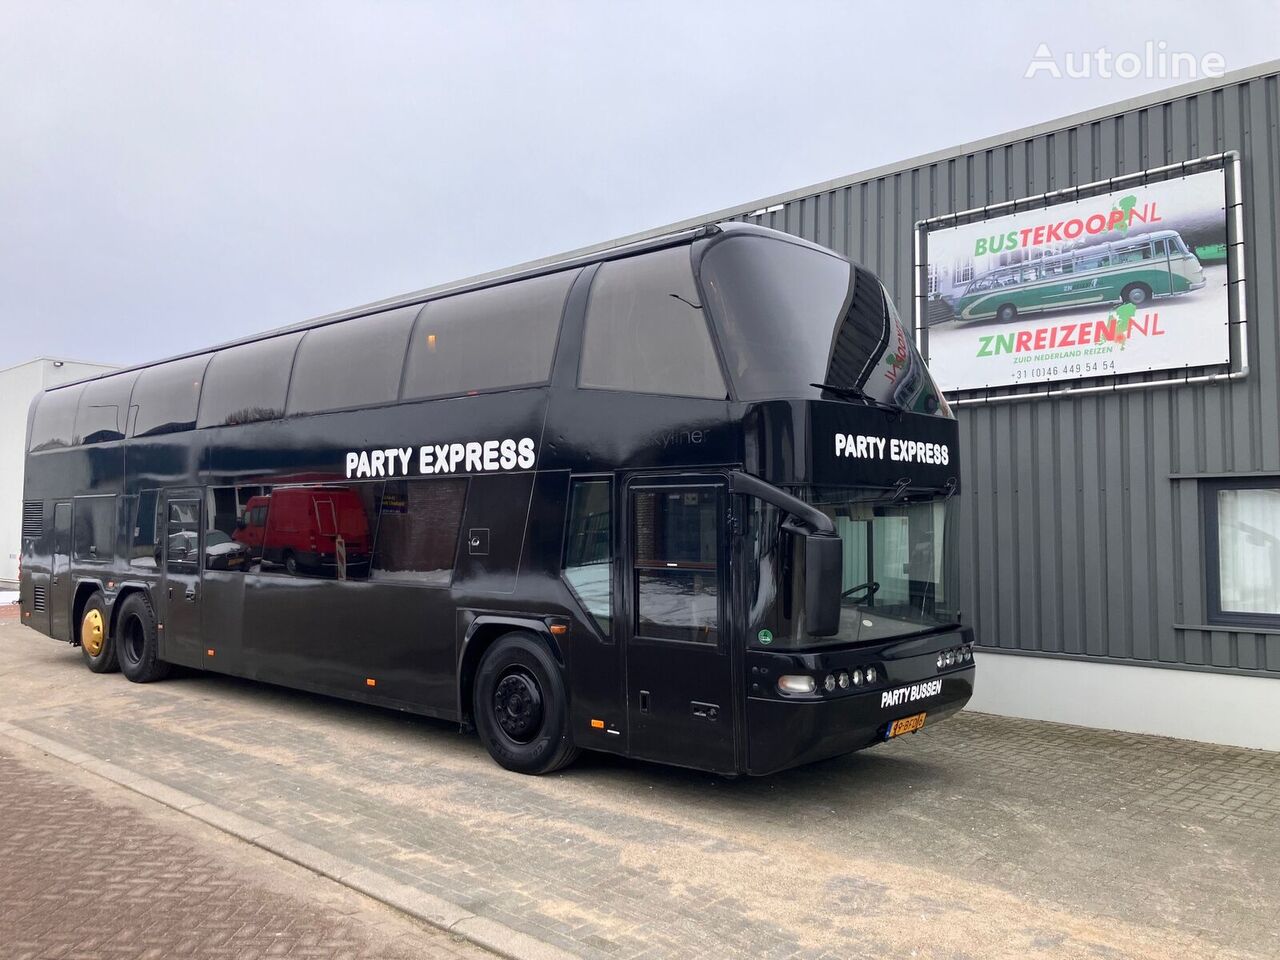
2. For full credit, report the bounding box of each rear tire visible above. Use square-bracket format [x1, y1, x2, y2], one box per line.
[474, 632, 579, 775]
[117, 592, 170, 684]
[79, 592, 117, 674]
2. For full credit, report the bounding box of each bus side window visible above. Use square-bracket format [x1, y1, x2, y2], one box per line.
[165, 502, 200, 571]
[130, 490, 160, 569]
[579, 247, 727, 400]
[372, 478, 467, 586]
[72, 496, 116, 563]
[563, 479, 612, 635]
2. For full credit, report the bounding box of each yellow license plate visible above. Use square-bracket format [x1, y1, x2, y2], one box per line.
[886, 713, 927, 739]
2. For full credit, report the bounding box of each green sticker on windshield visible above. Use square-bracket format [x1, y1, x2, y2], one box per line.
[757, 629, 773, 645]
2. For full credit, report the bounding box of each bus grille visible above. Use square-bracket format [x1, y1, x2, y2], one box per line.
[21, 501, 43, 539]
[32, 585, 46, 611]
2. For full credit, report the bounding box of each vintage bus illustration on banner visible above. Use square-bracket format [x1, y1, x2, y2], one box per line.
[947, 229, 1206, 323]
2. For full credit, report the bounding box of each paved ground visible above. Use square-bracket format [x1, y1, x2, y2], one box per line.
[2, 617, 1279, 960]
[0, 738, 491, 959]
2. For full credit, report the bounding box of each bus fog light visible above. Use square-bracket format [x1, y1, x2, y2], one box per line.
[865, 666, 877, 683]
[778, 675, 816, 694]
[823, 674, 837, 693]
[837, 671, 850, 689]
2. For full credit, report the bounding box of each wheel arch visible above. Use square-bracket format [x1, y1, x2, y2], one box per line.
[71, 579, 106, 644]
[107, 582, 155, 641]
[457, 615, 565, 729]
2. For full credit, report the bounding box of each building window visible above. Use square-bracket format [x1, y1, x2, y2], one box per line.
[1205, 481, 1280, 627]
[563, 479, 612, 634]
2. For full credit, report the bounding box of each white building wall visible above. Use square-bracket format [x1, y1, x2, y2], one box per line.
[0, 358, 116, 586]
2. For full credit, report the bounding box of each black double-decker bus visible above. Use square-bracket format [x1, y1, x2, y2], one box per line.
[19, 223, 975, 776]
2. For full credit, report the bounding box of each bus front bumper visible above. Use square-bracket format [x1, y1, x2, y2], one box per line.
[744, 638, 975, 775]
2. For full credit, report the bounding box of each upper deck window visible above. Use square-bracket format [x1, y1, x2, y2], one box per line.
[402, 270, 578, 401]
[579, 247, 727, 399]
[286, 306, 417, 415]
[74, 372, 138, 444]
[199, 332, 303, 427]
[130, 355, 211, 437]
[700, 235, 852, 401]
[28, 384, 84, 452]
[700, 234, 950, 417]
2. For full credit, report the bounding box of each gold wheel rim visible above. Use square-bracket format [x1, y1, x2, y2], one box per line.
[81, 608, 105, 657]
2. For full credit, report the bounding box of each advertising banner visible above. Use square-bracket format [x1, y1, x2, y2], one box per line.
[923, 168, 1229, 392]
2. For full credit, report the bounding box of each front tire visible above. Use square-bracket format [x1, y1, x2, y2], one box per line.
[116, 592, 170, 684]
[996, 302, 1017, 323]
[79, 593, 117, 674]
[474, 632, 579, 775]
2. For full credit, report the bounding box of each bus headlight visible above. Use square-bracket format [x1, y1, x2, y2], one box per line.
[851, 668, 864, 686]
[865, 666, 878, 683]
[823, 674, 837, 693]
[778, 675, 816, 695]
[837, 671, 850, 689]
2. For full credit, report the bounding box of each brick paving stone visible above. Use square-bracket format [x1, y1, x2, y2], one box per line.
[3, 622, 1280, 959]
[0, 744, 491, 960]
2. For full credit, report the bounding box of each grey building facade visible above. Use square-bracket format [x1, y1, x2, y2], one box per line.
[460, 59, 1280, 748]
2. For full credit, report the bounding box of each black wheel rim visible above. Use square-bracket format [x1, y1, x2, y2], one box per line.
[123, 616, 145, 665]
[492, 668, 544, 744]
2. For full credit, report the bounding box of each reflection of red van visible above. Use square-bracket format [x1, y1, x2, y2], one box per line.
[235, 486, 371, 575]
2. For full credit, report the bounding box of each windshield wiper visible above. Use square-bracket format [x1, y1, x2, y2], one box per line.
[809, 382, 900, 415]
[841, 579, 880, 602]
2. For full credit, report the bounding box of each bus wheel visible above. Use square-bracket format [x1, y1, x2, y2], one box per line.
[474, 632, 579, 775]
[284, 551, 299, 575]
[1122, 283, 1152, 306]
[117, 592, 171, 684]
[79, 593, 117, 674]
[997, 303, 1017, 322]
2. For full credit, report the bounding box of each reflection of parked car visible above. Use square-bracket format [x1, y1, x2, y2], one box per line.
[235, 486, 371, 575]
[949, 229, 1205, 323]
[204, 530, 252, 570]
[159, 529, 252, 570]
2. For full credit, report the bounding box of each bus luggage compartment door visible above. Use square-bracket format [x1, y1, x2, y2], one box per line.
[624, 479, 736, 773]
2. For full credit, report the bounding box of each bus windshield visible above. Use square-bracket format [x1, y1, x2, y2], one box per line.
[747, 485, 960, 650]
[700, 233, 950, 416]
[812, 487, 959, 644]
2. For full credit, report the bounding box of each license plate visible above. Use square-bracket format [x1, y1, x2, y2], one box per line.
[886, 713, 927, 739]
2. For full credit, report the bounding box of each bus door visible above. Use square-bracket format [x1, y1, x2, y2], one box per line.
[49, 501, 72, 641]
[159, 496, 204, 668]
[623, 478, 736, 772]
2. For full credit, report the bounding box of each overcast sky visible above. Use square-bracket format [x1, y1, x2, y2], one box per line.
[1, 1, 1276, 370]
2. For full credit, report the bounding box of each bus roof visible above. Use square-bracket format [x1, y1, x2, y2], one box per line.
[45, 222, 841, 393]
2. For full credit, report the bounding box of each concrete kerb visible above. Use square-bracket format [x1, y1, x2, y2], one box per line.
[0, 723, 579, 960]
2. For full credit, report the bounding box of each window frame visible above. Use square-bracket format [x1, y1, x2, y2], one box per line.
[1203, 478, 1280, 629]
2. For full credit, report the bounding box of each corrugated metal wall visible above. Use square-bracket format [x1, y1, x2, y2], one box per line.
[731, 68, 1280, 677]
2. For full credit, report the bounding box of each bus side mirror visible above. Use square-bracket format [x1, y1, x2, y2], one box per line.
[804, 533, 842, 637]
